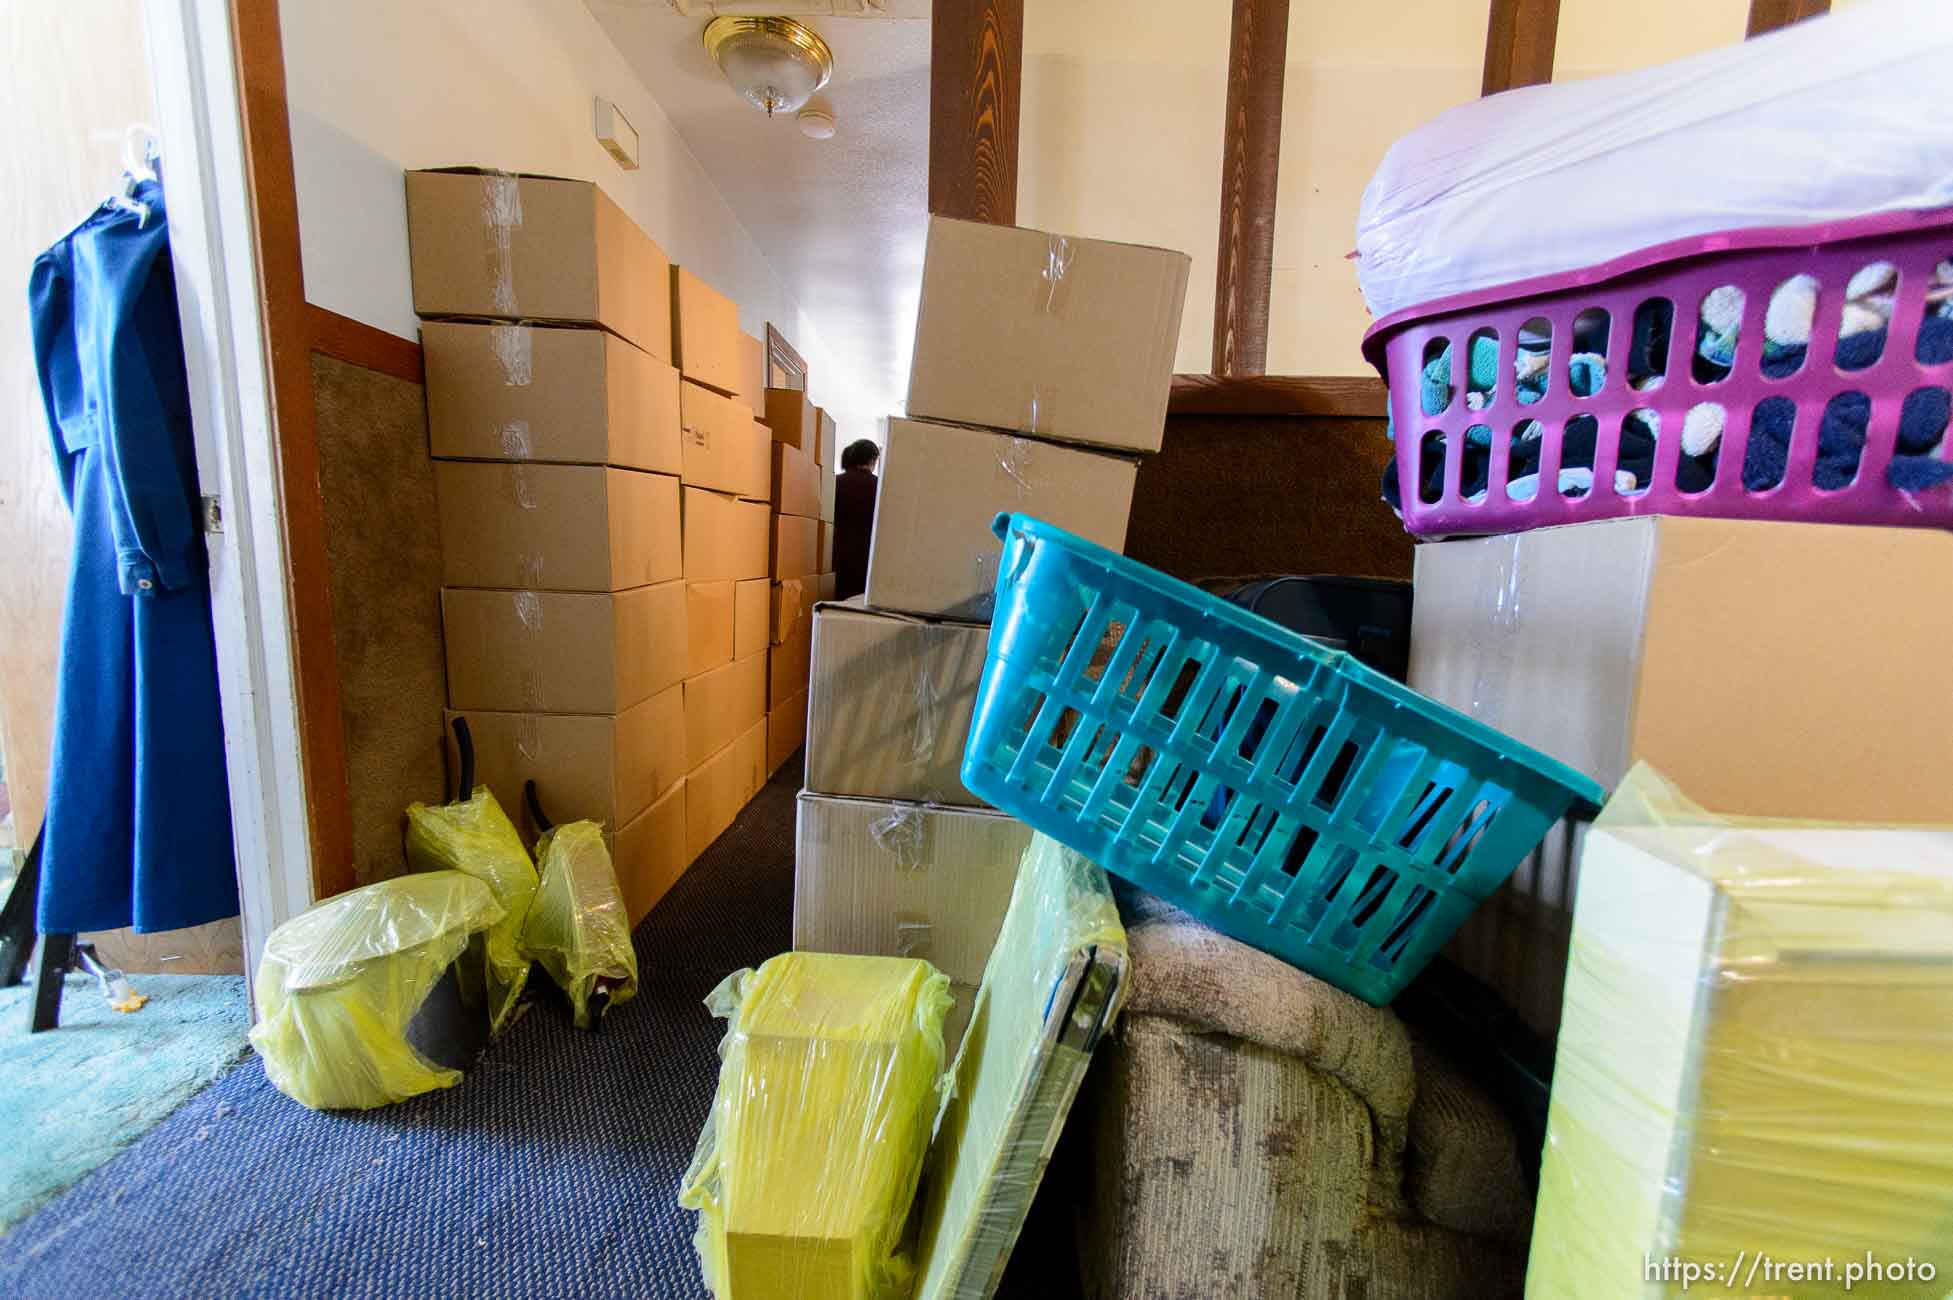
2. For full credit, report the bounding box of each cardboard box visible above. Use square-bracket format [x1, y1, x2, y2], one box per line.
[816, 573, 837, 603]
[684, 651, 768, 770]
[447, 683, 684, 834]
[906, 217, 1188, 454]
[434, 463, 680, 592]
[611, 778, 687, 925]
[770, 618, 812, 711]
[771, 513, 819, 584]
[866, 419, 1138, 620]
[680, 381, 768, 499]
[443, 581, 686, 715]
[768, 689, 807, 776]
[670, 266, 741, 397]
[772, 441, 821, 519]
[818, 462, 835, 522]
[736, 330, 767, 413]
[764, 388, 816, 454]
[817, 520, 833, 573]
[405, 168, 670, 360]
[687, 580, 735, 679]
[793, 793, 1032, 987]
[683, 487, 771, 582]
[771, 579, 805, 644]
[815, 409, 836, 468]
[805, 604, 990, 806]
[734, 577, 770, 661]
[421, 321, 680, 475]
[688, 719, 767, 861]
[1411, 516, 1953, 1038]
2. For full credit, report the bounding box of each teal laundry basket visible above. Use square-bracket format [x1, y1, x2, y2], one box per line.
[961, 514, 1605, 1006]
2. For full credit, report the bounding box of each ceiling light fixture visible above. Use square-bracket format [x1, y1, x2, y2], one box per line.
[702, 16, 834, 118]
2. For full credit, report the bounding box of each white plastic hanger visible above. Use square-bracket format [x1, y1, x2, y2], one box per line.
[106, 122, 161, 224]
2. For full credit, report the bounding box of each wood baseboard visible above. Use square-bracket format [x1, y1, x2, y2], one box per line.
[306, 305, 423, 385]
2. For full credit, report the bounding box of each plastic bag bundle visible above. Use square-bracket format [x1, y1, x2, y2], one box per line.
[404, 785, 537, 1034]
[1528, 764, 1953, 1297]
[522, 821, 639, 1029]
[249, 870, 503, 1111]
[680, 952, 952, 1300]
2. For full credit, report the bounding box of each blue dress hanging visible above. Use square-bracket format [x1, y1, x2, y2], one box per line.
[27, 176, 239, 934]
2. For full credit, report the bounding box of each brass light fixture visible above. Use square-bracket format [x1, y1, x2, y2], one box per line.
[702, 16, 835, 118]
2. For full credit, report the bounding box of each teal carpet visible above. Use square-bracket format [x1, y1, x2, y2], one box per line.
[0, 970, 250, 1231]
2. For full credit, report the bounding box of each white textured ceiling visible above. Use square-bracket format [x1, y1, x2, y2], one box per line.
[582, 1, 930, 419]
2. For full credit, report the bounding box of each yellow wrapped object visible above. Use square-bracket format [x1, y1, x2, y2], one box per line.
[523, 821, 639, 1029]
[1529, 763, 1953, 1299]
[680, 952, 953, 1300]
[249, 871, 503, 1111]
[404, 785, 537, 1034]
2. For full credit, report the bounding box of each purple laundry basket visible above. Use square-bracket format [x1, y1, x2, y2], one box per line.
[1361, 206, 1953, 538]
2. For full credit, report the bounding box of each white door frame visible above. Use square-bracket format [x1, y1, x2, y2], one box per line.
[146, 0, 316, 999]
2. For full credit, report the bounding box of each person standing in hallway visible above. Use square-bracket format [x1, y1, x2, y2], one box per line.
[831, 438, 881, 601]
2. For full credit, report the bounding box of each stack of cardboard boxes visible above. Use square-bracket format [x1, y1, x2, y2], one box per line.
[760, 389, 837, 777]
[406, 166, 773, 928]
[793, 216, 1190, 1035]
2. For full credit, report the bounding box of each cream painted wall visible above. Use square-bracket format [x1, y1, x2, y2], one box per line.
[278, 0, 879, 440]
[1018, 0, 1230, 375]
[1554, 0, 1750, 79]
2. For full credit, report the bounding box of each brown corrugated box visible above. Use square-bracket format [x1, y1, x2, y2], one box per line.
[814, 408, 835, 468]
[670, 266, 741, 397]
[1412, 516, 1953, 1039]
[684, 651, 768, 770]
[866, 418, 1137, 619]
[434, 463, 680, 592]
[772, 441, 820, 518]
[771, 513, 819, 583]
[683, 486, 770, 581]
[768, 689, 807, 776]
[770, 578, 805, 644]
[733, 578, 770, 660]
[680, 381, 767, 499]
[612, 778, 687, 925]
[735, 331, 766, 413]
[447, 684, 684, 835]
[443, 581, 686, 715]
[815, 573, 837, 603]
[792, 793, 1031, 987]
[688, 719, 767, 861]
[420, 321, 680, 475]
[686, 580, 734, 678]
[907, 216, 1187, 454]
[769, 617, 811, 711]
[763, 388, 815, 454]
[805, 603, 990, 806]
[817, 520, 833, 573]
[818, 461, 835, 522]
[405, 169, 670, 361]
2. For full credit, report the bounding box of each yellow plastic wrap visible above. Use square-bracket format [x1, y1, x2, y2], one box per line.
[404, 785, 537, 1034]
[679, 952, 953, 1300]
[249, 870, 504, 1111]
[912, 832, 1129, 1300]
[523, 821, 639, 1029]
[1529, 763, 1953, 1299]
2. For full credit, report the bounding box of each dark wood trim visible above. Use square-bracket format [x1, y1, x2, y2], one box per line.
[1170, 373, 1388, 419]
[1212, 0, 1290, 377]
[929, 0, 1021, 224]
[1746, 0, 1827, 37]
[1481, 0, 1559, 95]
[232, 0, 357, 900]
[765, 323, 808, 392]
[306, 305, 424, 385]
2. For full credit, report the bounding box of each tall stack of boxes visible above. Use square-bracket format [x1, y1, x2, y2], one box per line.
[406, 167, 774, 926]
[760, 389, 833, 776]
[793, 216, 1190, 1036]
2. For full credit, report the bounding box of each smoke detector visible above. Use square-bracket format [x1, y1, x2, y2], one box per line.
[703, 16, 834, 116]
[797, 103, 836, 140]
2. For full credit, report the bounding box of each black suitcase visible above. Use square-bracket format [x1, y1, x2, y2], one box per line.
[1222, 576, 1414, 682]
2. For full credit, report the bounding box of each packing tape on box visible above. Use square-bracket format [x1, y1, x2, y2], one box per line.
[870, 803, 927, 873]
[893, 912, 933, 961]
[997, 437, 1035, 495]
[498, 420, 534, 459]
[1468, 533, 1525, 730]
[908, 622, 942, 773]
[970, 553, 997, 620]
[512, 590, 546, 709]
[1038, 233, 1075, 316]
[489, 322, 533, 387]
[515, 713, 543, 765]
[507, 464, 537, 511]
[516, 555, 545, 588]
[479, 172, 523, 317]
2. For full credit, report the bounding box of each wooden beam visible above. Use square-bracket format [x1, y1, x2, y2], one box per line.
[1212, 0, 1290, 377]
[1746, 0, 1828, 37]
[307, 306, 423, 385]
[1170, 374, 1387, 420]
[1481, 0, 1559, 96]
[929, 0, 1021, 224]
[232, 0, 357, 900]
